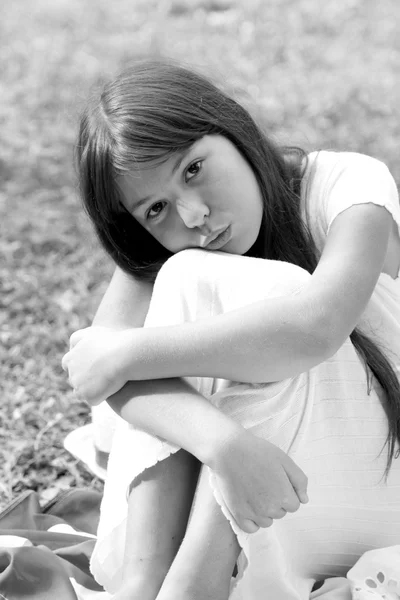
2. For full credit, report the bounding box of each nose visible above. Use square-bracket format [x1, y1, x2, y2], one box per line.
[176, 194, 210, 230]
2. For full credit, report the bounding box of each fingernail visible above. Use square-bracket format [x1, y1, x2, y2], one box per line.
[300, 492, 309, 504]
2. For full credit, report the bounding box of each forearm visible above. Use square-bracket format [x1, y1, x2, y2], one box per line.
[121, 219, 387, 384]
[91, 265, 228, 436]
[92, 266, 153, 329]
[122, 290, 329, 384]
[91, 270, 218, 453]
[107, 377, 245, 467]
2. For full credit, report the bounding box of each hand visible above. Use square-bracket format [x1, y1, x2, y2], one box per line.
[61, 326, 135, 405]
[210, 429, 308, 534]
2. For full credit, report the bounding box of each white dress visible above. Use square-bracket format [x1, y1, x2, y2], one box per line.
[90, 152, 400, 600]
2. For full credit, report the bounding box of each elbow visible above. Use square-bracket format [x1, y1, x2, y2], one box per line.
[308, 310, 349, 363]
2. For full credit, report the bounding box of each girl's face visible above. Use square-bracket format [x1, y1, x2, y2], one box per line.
[118, 135, 264, 255]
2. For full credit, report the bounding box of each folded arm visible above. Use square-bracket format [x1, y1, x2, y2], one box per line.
[88, 272, 309, 526]
[119, 204, 392, 383]
[89, 265, 246, 466]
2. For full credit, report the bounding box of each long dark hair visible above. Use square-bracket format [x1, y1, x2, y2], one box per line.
[76, 58, 400, 474]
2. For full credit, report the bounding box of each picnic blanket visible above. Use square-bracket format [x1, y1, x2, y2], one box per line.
[0, 488, 110, 599]
[1, 487, 400, 599]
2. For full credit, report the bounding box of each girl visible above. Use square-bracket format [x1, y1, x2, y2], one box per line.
[62, 59, 400, 599]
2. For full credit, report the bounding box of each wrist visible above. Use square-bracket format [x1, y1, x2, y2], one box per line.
[198, 419, 247, 469]
[119, 328, 145, 381]
[123, 325, 188, 380]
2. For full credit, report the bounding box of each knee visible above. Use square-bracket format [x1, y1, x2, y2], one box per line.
[154, 250, 311, 310]
[156, 249, 210, 289]
[155, 249, 257, 294]
[149, 250, 311, 326]
[153, 250, 253, 312]
[153, 249, 213, 306]
[146, 249, 212, 326]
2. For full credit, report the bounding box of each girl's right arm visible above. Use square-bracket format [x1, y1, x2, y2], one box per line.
[91, 266, 153, 329]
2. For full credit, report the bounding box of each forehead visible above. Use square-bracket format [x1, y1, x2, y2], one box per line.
[116, 152, 180, 213]
[118, 159, 171, 198]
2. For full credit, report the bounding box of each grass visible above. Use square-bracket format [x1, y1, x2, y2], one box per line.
[1, 0, 399, 510]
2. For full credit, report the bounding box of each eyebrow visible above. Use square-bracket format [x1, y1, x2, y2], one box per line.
[129, 149, 191, 212]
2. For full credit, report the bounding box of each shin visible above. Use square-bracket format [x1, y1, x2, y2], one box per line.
[119, 449, 201, 598]
[157, 464, 241, 600]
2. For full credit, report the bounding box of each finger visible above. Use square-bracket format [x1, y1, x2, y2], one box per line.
[69, 328, 90, 350]
[281, 492, 300, 513]
[73, 387, 105, 407]
[284, 460, 309, 505]
[240, 519, 261, 534]
[266, 507, 287, 520]
[255, 515, 274, 528]
[88, 396, 106, 407]
[61, 352, 70, 372]
[73, 388, 84, 402]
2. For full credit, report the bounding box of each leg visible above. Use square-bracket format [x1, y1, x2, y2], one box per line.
[116, 449, 201, 600]
[157, 464, 241, 600]
[146, 252, 311, 599]
[108, 251, 309, 598]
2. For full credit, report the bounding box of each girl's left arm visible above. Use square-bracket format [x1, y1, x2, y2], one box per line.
[122, 203, 393, 383]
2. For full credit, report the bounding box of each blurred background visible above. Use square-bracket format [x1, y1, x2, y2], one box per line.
[1, 0, 399, 510]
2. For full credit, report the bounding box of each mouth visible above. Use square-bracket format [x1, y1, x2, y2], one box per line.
[204, 225, 231, 250]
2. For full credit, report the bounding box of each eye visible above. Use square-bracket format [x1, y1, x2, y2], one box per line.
[185, 160, 203, 182]
[146, 201, 167, 220]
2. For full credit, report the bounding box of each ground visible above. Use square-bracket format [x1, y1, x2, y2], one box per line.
[1, 0, 399, 510]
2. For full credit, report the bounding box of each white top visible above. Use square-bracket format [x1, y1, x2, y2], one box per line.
[302, 151, 400, 374]
[90, 152, 400, 599]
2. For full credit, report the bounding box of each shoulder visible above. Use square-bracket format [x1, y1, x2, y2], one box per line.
[301, 151, 399, 252]
[306, 150, 395, 186]
[304, 150, 398, 214]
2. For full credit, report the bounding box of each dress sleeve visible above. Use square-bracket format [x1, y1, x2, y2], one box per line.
[323, 153, 400, 232]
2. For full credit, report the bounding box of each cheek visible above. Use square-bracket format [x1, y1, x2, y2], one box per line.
[149, 228, 173, 252]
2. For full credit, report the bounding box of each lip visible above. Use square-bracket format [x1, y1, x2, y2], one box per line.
[205, 225, 231, 250]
